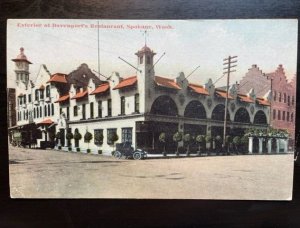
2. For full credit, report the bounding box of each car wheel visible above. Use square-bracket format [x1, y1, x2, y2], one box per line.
[114, 151, 122, 159]
[133, 152, 142, 160]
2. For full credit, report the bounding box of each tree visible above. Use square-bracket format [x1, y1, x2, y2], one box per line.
[173, 132, 183, 156]
[183, 134, 192, 155]
[84, 131, 93, 151]
[195, 135, 205, 155]
[159, 132, 167, 156]
[108, 132, 119, 150]
[74, 130, 82, 148]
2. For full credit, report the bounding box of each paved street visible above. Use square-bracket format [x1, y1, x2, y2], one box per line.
[9, 146, 294, 200]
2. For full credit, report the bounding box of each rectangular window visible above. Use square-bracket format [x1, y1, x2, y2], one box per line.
[28, 94, 31, 103]
[292, 96, 295, 106]
[282, 111, 285, 121]
[98, 101, 102, 118]
[288, 96, 290, 106]
[121, 96, 125, 115]
[23, 95, 26, 104]
[46, 86, 50, 97]
[60, 108, 62, 115]
[82, 104, 86, 119]
[94, 129, 103, 145]
[291, 113, 294, 122]
[135, 93, 140, 113]
[90, 102, 94, 119]
[273, 91, 276, 101]
[74, 106, 78, 117]
[278, 110, 281, 120]
[107, 128, 117, 145]
[40, 90, 44, 100]
[279, 92, 281, 102]
[66, 107, 69, 119]
[107, 99, 112, 116]
[122, 128, 132, 144]
[284, 93, 286, 103]
[287, 112, 290, 121]
[273, 109, 276, 120]
[19, 97, 22, 105]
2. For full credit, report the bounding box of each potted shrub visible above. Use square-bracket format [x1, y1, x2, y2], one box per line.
[183, 133, 192, 156]
[55, 131, 62, 148]
[215, 135, 222, 154]
[108, 132, 119, 150]
[94, 131, 104, 154]
[66, 131, 74, 150]
[84, 131, 93, 153]
[233, 136, 241, 154]
[159, 132, 167, 156]
[74, 130, 82, 148]
[195, 135, 205, 156]
[173, 132, 183, 156]
[205, 135, 212, 154]
[76, 147, 80, 152]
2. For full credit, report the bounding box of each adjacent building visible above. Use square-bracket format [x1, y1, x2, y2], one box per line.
[9, 46, 273, 154]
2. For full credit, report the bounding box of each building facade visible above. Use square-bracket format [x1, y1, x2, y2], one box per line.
[238, 64, 296, 139]
[10, 46, 273, 154]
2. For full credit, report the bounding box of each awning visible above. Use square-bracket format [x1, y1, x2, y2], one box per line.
[54, 94, 69, 103]
[188, 83, 209, 95]
[215, 90, 233, 99]
[90, 83, 110, 95]
[113, 76, 137, 90]
[38, 119, 54, 125]
[238, 94, 254, 103]
[256, 98, 270, 106]
[71, 90, 88, 99]
[154, 76, 181, 90]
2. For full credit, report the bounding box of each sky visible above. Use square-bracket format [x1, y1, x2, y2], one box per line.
[7, 19, 298, 88]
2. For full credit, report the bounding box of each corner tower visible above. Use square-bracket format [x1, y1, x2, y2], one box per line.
[12, 47, 32, 88]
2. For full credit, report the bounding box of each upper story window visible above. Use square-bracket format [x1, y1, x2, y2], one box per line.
[287, 112, 290, 121]
[51, 104, 54, 116]
[273, 109, 276, 120]
[28, 94, 31, 103]
[23, 95, 26, 104]
[66, 107, 70, 119]
[135, 93, 140, 113]
[288, 95, 290, 106]
[40, 89, 44, 100]
[19, 97, 23, 105]
[35, 90, 39, 101]
[46, 85, 50, 97]
[278, 92, 281, 102]
[140, 56, 143, 64]
[282, 111, 285, 121]
[120, 96, 125, 115]
[82, 104, 86, 119]
[278, 110, 281, 120]
[291, 112, 294, 122]
[90, 102, 94, 119]
[107, 99, 112, 116]
[284, 93, 286, 103]
[74, 106, 78, 117]
[273, 91, 276, 101]
[292, 96, 295, 106]
[48, 104, 51, 116]
[147, 56, 151, 64]
[98, 101, 102, 118]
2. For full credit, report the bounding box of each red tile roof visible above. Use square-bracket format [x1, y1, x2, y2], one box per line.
[90, 83, 110, 95]
[256, 98, 270, 106]
[71, 90, 88, 100]
[154, 76, 181, 90]
[238, 94, 254, 103]
[38, 119, 53, 125]
[47, 73, 68, 84]
[113, 76, 137, 90]
[215, 90, 234, 99]
[188, 83, 209, 95]
[54, 94, 70, 103]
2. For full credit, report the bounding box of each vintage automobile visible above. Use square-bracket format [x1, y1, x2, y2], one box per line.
[113, 142, 147, 160]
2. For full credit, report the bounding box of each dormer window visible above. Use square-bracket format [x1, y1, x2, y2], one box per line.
[46, 85, 50, 97]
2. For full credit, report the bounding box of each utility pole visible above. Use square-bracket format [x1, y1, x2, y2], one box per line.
[222, 55, 237, 151]
[97, 20, 100, 81]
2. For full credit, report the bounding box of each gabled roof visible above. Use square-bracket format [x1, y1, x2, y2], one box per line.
[113, 76, 137, 90]
[38, 119, 54, 125]
[47, 73, 68, 84]
[215, 90, 234, 99]
[90, 83, 110, 95]
[237, 94, 254, 103]
[71, 90, 88, 100]
[256, 98, 270, 106]
[154, 76, 181, 90]
[188, 83, 209, 95]
[54, 94, 70, 103]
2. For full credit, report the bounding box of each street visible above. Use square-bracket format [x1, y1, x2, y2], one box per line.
[9, 146, 294, 200]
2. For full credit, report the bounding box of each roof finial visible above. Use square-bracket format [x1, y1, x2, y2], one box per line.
[142, 30, 148, 46]
[20, 47, 24, 53]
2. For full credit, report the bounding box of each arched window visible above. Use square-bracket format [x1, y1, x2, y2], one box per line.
[184, 100, 206, 119]
[46, 85, 51, 97]
[254, 110, 267, 124]
[211, 104, 230, 121]
[234, 108, 250, 123]
[150, 95, 178, 116]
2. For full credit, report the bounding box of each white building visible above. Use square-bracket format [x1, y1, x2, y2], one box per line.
[10, 46, 274, 154]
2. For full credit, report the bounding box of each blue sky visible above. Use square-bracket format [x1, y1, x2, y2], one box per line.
[7, 19, 297, 88]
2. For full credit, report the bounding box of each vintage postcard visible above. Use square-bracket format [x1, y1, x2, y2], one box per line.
[7, 19, 297, 199]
